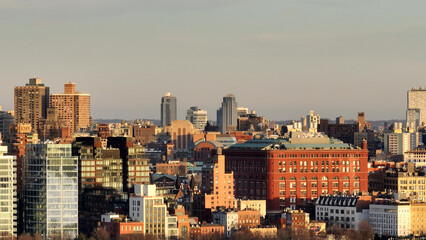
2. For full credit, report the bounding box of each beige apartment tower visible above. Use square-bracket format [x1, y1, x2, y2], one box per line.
[50, 83, 91, 133]
[14, 78, 50, 132]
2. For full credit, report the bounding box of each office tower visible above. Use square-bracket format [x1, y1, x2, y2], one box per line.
[407, 87, 426, 130]
[161, 92, 177, 127]
[23, 143, 78, 239]
[164, 120, 199, 153]
[357, 112, 371, 131]
[50, 83, 91, 133]
[186, 106, 208, 130]
[217, 94, 237, 133]
[14, 78, 50, 132]
[0, 110, 14, 142]
[0, 146, 17, 238]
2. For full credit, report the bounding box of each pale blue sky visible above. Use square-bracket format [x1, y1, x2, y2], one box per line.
[1, 0, 425, 121]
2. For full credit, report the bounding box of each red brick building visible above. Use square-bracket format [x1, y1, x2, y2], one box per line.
[156, 161, 187, 177]
[224, 132, 368, 210]
[238, 209, 261, 229]
[189, 223, 224, 239]
[101, 214, 144, 240]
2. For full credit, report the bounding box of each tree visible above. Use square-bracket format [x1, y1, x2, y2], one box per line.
[18, 234, 33, 240]
[358, 221, 374, 240]
[90, 227, 110, 240]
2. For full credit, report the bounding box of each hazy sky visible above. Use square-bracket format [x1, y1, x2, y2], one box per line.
[1, 0, 425, 121]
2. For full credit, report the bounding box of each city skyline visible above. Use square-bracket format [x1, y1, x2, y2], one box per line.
[1, 1, 426, 121]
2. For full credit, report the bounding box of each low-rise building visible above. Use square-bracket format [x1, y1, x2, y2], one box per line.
[283, 209, 310, 229]
[234, 199, 266, 218]
[189, 223, 224, 240]
[237, 209, 260, 229]
[101, 213, 144, 240]
[212, 209, 238, 238]
[249, 226, 277, 239]
[369, 199, 411, 238]
[315, 195, 371, 230]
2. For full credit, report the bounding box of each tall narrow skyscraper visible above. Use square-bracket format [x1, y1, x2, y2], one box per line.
[14, 78, 50, 132]
[50, 83, 91, 133]
[217, 94, 237, 133]
[407, 87, 426, 130]
[161, 92, 177, 127]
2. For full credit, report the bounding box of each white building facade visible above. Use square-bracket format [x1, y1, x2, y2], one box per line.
[369, 202, 411, 238]
[0, 146, 17, 238]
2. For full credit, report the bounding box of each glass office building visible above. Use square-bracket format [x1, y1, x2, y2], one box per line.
[23, 144, 78, 240]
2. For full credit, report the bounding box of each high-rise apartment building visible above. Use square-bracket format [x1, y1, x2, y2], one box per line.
[204, 153, 234, 209]
[161, 93, 177, 127]
[50, 83, 91, 133]
[217, 94, 237, 134]
[23, 143, 78, 240]
[186, 106, 208, 130]
[407, 87, 426, 130]
[0, 146, 17, 238]
[14, 78, 50, 132]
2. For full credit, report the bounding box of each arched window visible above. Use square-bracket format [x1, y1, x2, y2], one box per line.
[280, 177, 285, 181]
[290, 177, 296, 181]
[312, 177, 317, 181]
[343, 176, 349, 180]
[354, 176, 360, 180]
[333, 176, 339, 180]
[322, 176, 328, 181]
[301, 177, 307, 181]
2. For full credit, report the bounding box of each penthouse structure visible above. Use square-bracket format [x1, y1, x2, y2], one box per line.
[14, 78, 50, 132]
[50, 83, 90, 133]
[224, 132, 368, 210]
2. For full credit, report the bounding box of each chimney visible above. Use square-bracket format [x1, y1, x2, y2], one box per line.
[362, 139, 367, 150]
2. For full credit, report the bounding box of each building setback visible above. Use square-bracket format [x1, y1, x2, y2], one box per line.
[161, 92, 177, 127]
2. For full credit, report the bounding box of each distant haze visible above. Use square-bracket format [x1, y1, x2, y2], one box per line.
[1, 0, 425, 121]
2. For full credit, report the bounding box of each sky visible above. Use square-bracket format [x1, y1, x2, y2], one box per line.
[0, 0, 425, 121]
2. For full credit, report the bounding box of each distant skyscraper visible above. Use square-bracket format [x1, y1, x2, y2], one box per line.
[217, 94, 238, 133]
[0, 110, 14, 141]
[186, 106, 207, 130]
[0, 146, 17, 238]
[23, 143, 78, 239]
[407, 87, 426, 130]
[161, 92, 177, 127]
[306, 110, 320, 133]
[50, 83, 91, 133]
[237, 107, 249, 119]
[14, 78, 50, 132]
